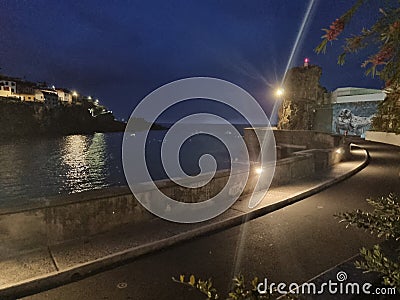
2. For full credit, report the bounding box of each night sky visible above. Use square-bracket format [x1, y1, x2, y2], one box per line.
[0, 0, 383, 123]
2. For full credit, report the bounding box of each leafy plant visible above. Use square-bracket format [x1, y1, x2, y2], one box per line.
[315, 0, 400, 133]
[356, 245, 400, 288]
[371, 90, 400, 134]
[172, 274, 300, 300]
[172, 274, 219, 299]
[336, 193, 400, 291]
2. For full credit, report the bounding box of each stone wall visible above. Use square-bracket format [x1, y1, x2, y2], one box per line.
[314, 105, 333, 133]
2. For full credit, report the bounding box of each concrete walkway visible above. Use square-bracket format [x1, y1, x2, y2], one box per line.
[0, 145, 369, 298]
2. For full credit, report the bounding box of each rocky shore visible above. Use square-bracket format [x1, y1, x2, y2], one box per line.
[0, 100, 126, 139]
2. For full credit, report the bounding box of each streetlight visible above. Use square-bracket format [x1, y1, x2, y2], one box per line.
[275, 88, 284, 97]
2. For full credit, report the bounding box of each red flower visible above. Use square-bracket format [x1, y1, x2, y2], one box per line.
[390, 21, 400, 33]
[325, 19, 345, 41]
[371, 46, 394, 66]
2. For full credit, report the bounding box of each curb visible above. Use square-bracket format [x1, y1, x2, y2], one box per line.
[0, 146, 370, 299]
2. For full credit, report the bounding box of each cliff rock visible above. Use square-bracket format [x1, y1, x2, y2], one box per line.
[0, 100, 125, 140]
[278, 65, 328, 130]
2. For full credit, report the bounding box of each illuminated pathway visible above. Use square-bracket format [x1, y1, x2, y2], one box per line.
[25, 140, 400, 300]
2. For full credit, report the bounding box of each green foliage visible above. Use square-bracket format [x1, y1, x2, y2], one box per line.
[355, 245, 400, 289]
[315, 0, 400, 81]
[337, 193, 400, 290]
[172, 274, 219, 299]
[371, 91, 400, 134]
[315, 1, 400, 133]
[336, 193, 400, 240]
[173, 274, 300, 300]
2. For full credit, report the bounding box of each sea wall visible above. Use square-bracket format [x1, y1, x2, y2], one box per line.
[0, 130, 348, 254]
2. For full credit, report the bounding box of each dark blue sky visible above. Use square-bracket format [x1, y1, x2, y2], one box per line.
[0, 0, 383, 121]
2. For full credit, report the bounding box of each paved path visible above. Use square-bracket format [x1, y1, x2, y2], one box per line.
[5, 140, 400, 299]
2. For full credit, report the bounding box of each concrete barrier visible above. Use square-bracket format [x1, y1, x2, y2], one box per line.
[243, 128, 346, 161]
[0, 129, 348, 253]
[365, 130, 400, 147]
[0, 187, 152, 256]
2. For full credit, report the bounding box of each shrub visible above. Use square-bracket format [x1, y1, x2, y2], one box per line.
[336, 193, 400, 291]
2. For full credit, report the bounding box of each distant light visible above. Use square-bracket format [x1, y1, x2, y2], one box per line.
[72, 91, 78, 97]
[275, 88, 284, 97]
[336, 148, 344, 154]
[88, 96, 92, 100]
[255, 167, 263, 175]
[304, 58, 309, 63]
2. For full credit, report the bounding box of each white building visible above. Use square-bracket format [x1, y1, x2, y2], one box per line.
[331, 87, 386, 104]
[34, 89, 44, 102]
[56, 88, 72, 104]
[18, 93, 36, 102]
[0, 80, 17, 97]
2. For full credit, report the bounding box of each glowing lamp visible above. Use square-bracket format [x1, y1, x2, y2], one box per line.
[275, 88, 284, 97]
[335, 148, 344, 154]
[304, 58, 309, 67]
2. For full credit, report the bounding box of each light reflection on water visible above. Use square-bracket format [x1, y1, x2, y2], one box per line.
[61, 134, 107, 193]
[0, 133, 125, 208]
[0, 128, 242, 209]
